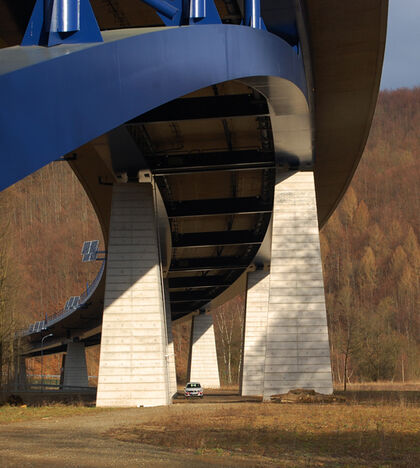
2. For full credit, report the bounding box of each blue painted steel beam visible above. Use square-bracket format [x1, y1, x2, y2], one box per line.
[188, 0, 221, 24]
[21, 0, 102, 46]
[0, 25, 307, 191]
[153, 0, 221, 26]
[190, 0, 206, 19]
[141, 0, 179, 19]
[245, 0, 265, 29]
[53, 0, 80, 33]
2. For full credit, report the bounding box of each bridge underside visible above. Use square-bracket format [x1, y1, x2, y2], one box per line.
[0, 1, 387, 405]
[120, 81, 276, 317]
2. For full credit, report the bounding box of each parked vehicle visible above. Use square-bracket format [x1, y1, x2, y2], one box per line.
[184, 382, 203, 398]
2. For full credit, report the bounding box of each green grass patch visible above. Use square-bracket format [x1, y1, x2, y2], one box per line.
[0, 404, 109, 425]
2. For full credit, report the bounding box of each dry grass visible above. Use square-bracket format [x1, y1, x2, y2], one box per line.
[343, 381, 420, 392]
[334, 382, 420, 407]
[109, 402, 420, 467]
[0, 404, 109, 425]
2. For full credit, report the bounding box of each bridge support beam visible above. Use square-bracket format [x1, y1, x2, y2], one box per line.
[13, 356, 27, 391]
[188, 313, 220, 388]
[164, 279, 178, 400]
[241, 171, 333, 399]
[97, 184, 176, 407]
[241, 268, 270, 396]
[62, 342, 89, 389]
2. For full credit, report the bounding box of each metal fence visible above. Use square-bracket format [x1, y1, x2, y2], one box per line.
[25, 375, 98, 391]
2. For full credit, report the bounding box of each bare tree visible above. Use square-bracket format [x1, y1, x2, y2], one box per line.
[213, 295, 244, 385]
[0, 196, 24, 391]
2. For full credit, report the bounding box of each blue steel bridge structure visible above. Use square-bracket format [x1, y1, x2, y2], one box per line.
[0, 0, 388, 405]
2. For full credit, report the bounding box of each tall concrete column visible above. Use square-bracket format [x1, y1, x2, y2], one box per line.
[13, 355, 27, 391]
[241, 269, 270, 396]
[164, 279, 178, 399]
[62, 342, 89, 389]
[97, 184, 173, 407]
[242, 171, 333, 398]
[188, 313, 220, 388]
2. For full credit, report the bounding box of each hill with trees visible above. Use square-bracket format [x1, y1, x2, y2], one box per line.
[0, 88, 418, 387]
[321, 87, 420, 385]
[0, 163, 103, 380]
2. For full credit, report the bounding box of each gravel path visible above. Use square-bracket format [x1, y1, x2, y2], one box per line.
[0, 406, 266, 468]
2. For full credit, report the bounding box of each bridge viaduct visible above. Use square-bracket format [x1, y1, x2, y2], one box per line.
[0, 0, 388, 406]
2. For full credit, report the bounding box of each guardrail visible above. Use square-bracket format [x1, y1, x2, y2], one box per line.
[20, 259, 106, 337]
[27, 384, 97, 392]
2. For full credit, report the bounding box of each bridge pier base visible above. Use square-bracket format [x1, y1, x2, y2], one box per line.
[164, 279, 178, 400]
[96, 184, 176, 407]
[13, 355, 27, 391]
[188, 313, 220, 388]
[241, 171, 333, 399]
[62, 342, 89, 389]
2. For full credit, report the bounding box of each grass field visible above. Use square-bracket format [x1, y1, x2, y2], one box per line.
[1, 384, 419, 466]
[0, 404, 109, 425]
[108, 390, 420, 467]
[343, 381, 420, 391]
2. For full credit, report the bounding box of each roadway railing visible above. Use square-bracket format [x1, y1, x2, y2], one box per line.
[20, 259, 106, 337]
[27, 384, 97, 392]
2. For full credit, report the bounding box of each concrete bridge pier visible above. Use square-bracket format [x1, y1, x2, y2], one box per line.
[188, 313, 220, 388]
[62, 341, 89, 389]
[241, 269, 270, 396]
[164, 279, 178, 400]
[96, 183, 177, 407]
[241, 171, 333, 399]
[12, 355, 27, 391]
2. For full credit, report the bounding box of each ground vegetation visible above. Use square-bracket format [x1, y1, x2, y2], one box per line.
[322, 88, 420, 385]
[0, 196, 25, 390]
[108, 399, 420, 467]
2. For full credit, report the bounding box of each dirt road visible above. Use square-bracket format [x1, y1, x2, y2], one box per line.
[0, 406, 269, 468]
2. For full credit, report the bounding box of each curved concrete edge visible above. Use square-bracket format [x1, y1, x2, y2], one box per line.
[242, 76, 312, 167]
[21, 259, 106, 346]
[304, 0, 389, 226]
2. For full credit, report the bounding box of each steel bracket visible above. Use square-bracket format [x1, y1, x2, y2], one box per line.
[21, 0, 103, 47]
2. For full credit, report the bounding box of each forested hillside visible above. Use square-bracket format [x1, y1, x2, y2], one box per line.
[321, 87, 420, 384]
[0, 164, 103, 378]
[3, 163, 103, 318]
[0, 88, 418, 386]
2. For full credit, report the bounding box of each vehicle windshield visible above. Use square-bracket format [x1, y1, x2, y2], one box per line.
[186, 383, 201, 388]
